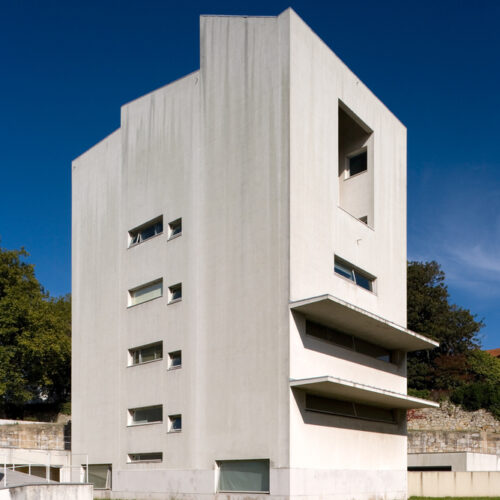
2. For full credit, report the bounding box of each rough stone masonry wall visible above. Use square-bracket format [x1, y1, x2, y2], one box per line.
[408, 400, 500, 454]
[0, 422, 69, 451]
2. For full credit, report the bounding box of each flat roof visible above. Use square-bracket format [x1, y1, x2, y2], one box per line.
[290, 294, 438, 352]
[290, 376, 439, 409]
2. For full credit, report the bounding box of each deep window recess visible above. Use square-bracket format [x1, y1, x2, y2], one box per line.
[129, 280, 163, 306]
[359, 215, 368, 224]
[83, 464, 112, 489]
[129, 405, 163, 425]
[168, 283, 182, 303]
[348, 150, 367, 177]
[217, 459, 270, 493]
[334, 257, 374, 292]
[168, 414, 182, 432]
[408, 466, 452, 472]
[130, 342, 163, 366]
[128, 453, 162, 463]
[168, 218, 182, 239]
[168, 350, 182, 369]
[306, 320, 391, 363]
[129, 217, 163, 247]
[305, 394, 396, 424]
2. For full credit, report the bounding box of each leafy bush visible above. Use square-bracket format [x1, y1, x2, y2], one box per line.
[451, 382, 500, 419]
[408, 388, 431, 399]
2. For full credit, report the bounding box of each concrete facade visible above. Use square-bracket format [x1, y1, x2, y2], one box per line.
[72, 9, 437, 500]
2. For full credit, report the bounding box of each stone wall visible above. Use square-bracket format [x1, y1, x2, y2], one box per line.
[0, 422, 69, 451]
[408, 400, 500, 455]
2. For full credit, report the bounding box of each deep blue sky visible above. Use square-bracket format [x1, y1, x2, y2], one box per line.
[1, 1, 499, 348]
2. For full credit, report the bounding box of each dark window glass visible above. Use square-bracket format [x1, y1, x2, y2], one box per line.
[129, 218, 163, 246]
[169, 415, 182, 431]
[169, 351, 182, 368]
[355, 403, 395, 423]
[169, 284, 182, 302]
[169, 218, 182, 238]
[335, 257, 374, 292]
[129, 453, 162, 462]
[334, 260, 353, 281]
[349, 151, 367, 176]
[131, 406, 162, 424]
[130, 343, 162, 365]
[354, 270, 372, 291]
[354, 338, 390, 362]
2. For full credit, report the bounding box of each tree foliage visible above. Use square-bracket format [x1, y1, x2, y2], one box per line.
[0, 245, 70, 418]
[407, 260, 484, 392]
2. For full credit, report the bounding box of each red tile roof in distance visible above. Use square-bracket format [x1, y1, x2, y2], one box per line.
[486, 348, 500, 358]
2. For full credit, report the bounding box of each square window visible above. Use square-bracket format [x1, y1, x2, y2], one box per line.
[168, 351, 182, 369]
[168, 414, 182, 432]
[348, 150, 367, 177]
[168, 218, 182, 239]
[168, 283, 182, 303]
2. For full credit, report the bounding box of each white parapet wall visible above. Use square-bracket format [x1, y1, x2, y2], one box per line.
[409, 471, 500, 497]
[0, 484, 92, 500]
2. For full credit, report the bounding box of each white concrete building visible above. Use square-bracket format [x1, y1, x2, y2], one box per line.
[72, 9, 438, 500]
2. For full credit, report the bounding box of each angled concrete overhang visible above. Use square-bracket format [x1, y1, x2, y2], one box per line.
[290, 376, 439, 409]
[290, 294, 438, 352]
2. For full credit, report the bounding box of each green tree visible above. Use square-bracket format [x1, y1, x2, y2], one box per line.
[407, 260, 483, 392]
[0, 245, 71, 417]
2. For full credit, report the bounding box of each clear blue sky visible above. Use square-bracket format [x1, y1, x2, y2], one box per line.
[1, 1, 499, 348]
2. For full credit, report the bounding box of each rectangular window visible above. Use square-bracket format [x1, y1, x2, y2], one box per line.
[129, 217, 163, 247]
[168, 350, 182, 369]
[305, 394, 395, 424]
[129, 342, 163, 366]
[348, 150, 367, 177]
[128, 405, 162, 425]
[168, 218, 182, 239]
[83, 464, 112, 490]
[168, 283, 182, 303]
[168, 414, 182, 432]
[334, 256, 374, 292]
[306, 320, 391, 363]
[217, 459, 270, 493]
[129, 280, 162, 306]
[128, 453, 162, 463]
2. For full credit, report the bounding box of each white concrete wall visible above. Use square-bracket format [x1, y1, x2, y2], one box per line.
[409, 451, 500, 471]
[3, 484, 92, 500]
[409, 470, 500, 497]
[288, 10, 408, 499]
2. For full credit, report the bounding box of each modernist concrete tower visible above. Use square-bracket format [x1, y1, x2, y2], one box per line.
[72, 9, 438, 500]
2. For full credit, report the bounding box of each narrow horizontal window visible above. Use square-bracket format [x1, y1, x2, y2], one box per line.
[168, 414, 182, 432]
[306, 320, 391, 363]
[128, 453, 162, 463]
[168, 283, 182, 303]
[217, 459, 270, 493]
[129, 217, 163, 247]
[129, 342, 163, 366]
[334, 256, 374, 292]
[129, 280, 162, 306]
[128, 405, 162, 425]
[168, 350, 182, 369]
[168, 218, 182, 239]
[306, 394, 395, 424]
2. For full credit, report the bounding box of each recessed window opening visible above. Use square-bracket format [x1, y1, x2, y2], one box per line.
[168, 414, 182, 432]
[168, 351, 182, 369]
[168, 218, 182, 239]
[128, 453, 162, 463]
[168, 283, 182, 303]
[128, 405, 163, 425]
[217, 459, 270, 493]
[334, 256, 374, 292]
[83, 464, 112, 490]
[128, 280, 163, 306]
[129, 217, 163, 247]
[305, 394, 396, 424]
[129, 342, 163, 366]
[359, 215, 368, 224]
[306, 320, 391, 363]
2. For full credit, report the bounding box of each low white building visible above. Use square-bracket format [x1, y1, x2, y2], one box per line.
[72, 9, 437, 500]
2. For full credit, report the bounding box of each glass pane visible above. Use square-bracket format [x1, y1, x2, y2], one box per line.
[354, 338, 390, 362]
[170, 219, 182, 236]
[170, 351, 182, 367]
[131, 281, 162, 305]
[170, 415, 182, 430]
[140, 224, 156, 241]
[132, 351, 140, 365]
[306, 394, 356, 417]
[334, 261, 353, 281]
[355, 403, 395, 423]
[87, 464, 111, 489]
[354, 271, 372, 291]
[170, 285, 182, 301]
[140, 345, 161, 363]
[132, 406, 162, 424]
[155, 221, 163, 234]
[130, 453, 162, 462]
[349, 151, 367, 176]
[218, 460, 269, 492]
[306, 321, 354, 350]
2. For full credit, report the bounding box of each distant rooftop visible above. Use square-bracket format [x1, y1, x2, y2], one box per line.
[486, 348, 500, 358]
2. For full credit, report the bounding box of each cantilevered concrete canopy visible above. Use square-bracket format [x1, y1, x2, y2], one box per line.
[290, 294, 438, 352]
[290, 376, 439, 409]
